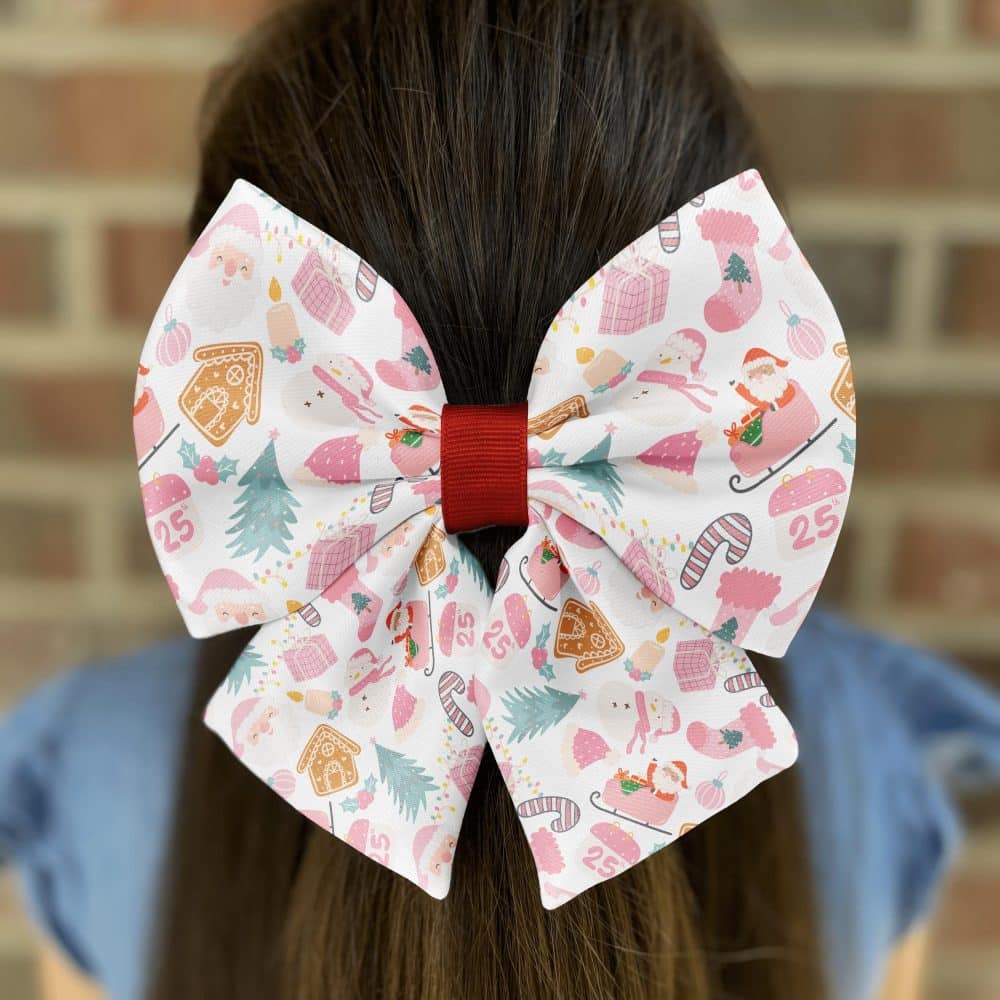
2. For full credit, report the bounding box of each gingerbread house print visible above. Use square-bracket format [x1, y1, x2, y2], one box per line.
[179, 341, 263, 446]
[296, 723, 361, 796]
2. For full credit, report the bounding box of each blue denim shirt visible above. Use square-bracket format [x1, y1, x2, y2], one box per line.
[1, 607, 998, 1000]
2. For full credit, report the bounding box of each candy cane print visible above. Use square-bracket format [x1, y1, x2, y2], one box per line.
[680, 513, 752, 590]
[355, 258, 378, 301]
[438, 670, 475, 737]
[516, 795, 582, 833]
[658, 213, 680, 253]
[724, 670, 774, 707]
[723, 670, 764, 694]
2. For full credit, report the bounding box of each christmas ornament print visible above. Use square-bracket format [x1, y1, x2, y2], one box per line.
[135, 171, 853, 908]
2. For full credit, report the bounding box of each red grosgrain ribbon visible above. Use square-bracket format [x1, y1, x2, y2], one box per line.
[440, 402, 529, 533]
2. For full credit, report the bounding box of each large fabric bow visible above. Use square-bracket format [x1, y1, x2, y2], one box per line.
[135, 170, 854, 907]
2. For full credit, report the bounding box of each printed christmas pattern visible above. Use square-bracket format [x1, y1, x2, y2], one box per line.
[135, 169, 853, 907]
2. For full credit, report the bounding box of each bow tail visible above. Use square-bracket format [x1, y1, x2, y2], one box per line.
[203, 509, 490, 898]
[478, 505, 798, 908]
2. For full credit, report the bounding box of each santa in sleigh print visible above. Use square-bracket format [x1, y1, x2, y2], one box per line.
[725, 347, 837, 493]
[589, 759, 688, 835]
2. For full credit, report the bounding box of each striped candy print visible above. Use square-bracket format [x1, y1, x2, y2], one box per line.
[680, 513, 753, 590]
[438, 670, 475, 736]
[516, 794, 581, 833]
[355, 258, 379, 302]
[658, 213, 680, 253]
[723, 670, 765, 693]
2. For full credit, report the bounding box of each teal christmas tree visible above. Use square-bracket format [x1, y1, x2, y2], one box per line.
[723, 252, 752, 292]
[713, 617, 738, 643]
[720, 727, 744, 750]
[403, 344, 432, 376]
[556, 433, 624, 515]
[226, 435, 301, 561]
[376, 744, 438, 821]
[351, 591, 371, 614]
[502, 685, 580, 743]
[226, 643, 266, 694]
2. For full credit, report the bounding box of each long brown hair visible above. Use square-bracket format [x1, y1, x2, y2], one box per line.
[149, 3, 826, 997]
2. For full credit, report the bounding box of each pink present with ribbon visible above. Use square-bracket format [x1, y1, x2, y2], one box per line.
[282, 633, 337, 682]
[306, 522, 376, 591]
[291, 248, 356, 335]
[598, 260, 670, 335]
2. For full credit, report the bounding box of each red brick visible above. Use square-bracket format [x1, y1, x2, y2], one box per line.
[0, 71, 204, 178]
[0, 73, 58, 175]
[893, 517, 1000, 613]
[967, 0, 1000, 39]
[940, 244, 1000, 339]
[0, 373, 136, 457]
[750, 88, 1000, 191]
[796, 239, 898, 335]
[0, 501, 83, 578]
[55, 71, 204, 178]
[858, 395, 1000, 478]
[0, 225, 56, 321]
[97, 0, 274, 27]
[104, 222, 188, 326]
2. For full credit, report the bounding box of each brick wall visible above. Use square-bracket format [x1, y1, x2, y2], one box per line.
[0, 1, 998, 997]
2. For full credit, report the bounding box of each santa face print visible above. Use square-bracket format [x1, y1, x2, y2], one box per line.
[427, 835, 458, 877]
[210, 243, 256, 285]
[650, 760, 686, 795]
[187, 241, 262, 333]
[246, 705, 278, 747]
[214, 600, 266, 626]
[744, 361, 788, 406]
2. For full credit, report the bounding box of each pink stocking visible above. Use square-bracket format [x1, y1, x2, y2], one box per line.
[321, 564, 384, 642]
[696, 209, 763, 332]
[686, 702, 776, 759]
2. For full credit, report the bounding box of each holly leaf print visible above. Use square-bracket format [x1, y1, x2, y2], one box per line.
[178, 438, 200, 469]
[340, 797, 361, 814]
[540, 447, 566, 467]
[837, 434, 856, 466]
[216, 455, 240, 482]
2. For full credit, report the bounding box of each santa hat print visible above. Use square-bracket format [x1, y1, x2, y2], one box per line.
[412, 823, 454, 891]
[666, 328, 708, 376]
[229, 696, 262, 759]
[188, 203, 261, 258]
[189, 568, 261, 614]
[637, 424, 717, 493]
[741, 347, 788, 371]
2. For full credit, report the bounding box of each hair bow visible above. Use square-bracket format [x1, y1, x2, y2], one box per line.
[135, 170, 854, 907]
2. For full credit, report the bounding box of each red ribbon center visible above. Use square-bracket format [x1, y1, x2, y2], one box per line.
[440, 402, 529, 534]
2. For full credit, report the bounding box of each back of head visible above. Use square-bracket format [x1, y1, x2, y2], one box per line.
[151, 2, 825, 998]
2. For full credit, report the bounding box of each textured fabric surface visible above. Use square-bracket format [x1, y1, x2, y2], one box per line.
[2, 609, 998, 999]
[133, 170, 854, 903]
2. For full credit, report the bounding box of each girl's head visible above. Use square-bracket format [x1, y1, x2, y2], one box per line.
[152, 3, 822, 998]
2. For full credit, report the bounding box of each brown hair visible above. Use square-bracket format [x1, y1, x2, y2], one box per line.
[149, 2, 826, 998]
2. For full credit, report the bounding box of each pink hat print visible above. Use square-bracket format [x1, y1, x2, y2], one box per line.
[188, 203, 262, 258]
